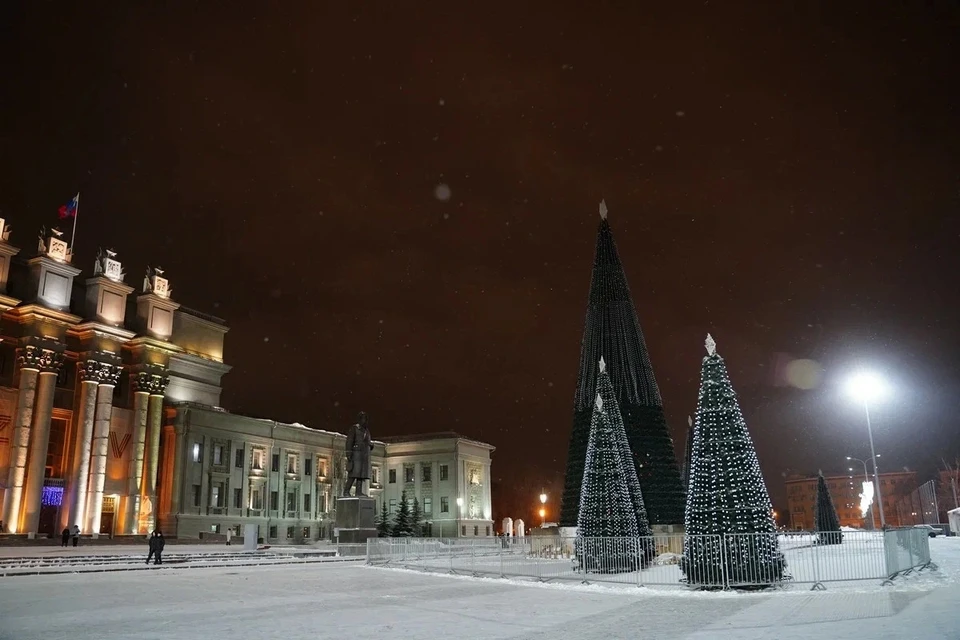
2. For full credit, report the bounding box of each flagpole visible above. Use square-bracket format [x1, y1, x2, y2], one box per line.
[69, 193, 80, 253]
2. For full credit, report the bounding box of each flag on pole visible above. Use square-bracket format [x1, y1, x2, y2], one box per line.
[58, 193, 79, 220]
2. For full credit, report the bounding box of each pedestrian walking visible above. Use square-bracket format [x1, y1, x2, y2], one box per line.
[61, 527, 70, 547]
[71, 524, 80, 547]
[146, 530, 165, 565]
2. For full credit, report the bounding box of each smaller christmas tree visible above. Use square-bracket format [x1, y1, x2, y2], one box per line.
[411, 497, 423, 537]
[576, 393, 640, 573]
[377, 501, 392, 536]
[392, 490, 413, 537]
[814, 471, 843, 545]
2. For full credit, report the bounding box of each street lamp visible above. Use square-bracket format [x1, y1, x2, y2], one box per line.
[845, 372, 889, 528]
[539, 490, 547, 527]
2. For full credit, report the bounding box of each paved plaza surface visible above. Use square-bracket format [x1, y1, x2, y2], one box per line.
[0, 539, 957, 639]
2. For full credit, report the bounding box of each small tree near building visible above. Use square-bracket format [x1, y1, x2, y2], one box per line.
[377, 501, 392, 536]
[392, 490, 413, 537]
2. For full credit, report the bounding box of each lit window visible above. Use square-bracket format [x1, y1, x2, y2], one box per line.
[424, 497, 432, 515]
[286, 453, 297, 474]
[372, 466, 381, 485]
[213, 445, 223, 465]
[192, 443, 201, 462]
[252, 450, 264, 470]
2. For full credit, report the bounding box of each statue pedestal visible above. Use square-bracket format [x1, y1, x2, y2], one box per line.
[334, 496, 378, 544]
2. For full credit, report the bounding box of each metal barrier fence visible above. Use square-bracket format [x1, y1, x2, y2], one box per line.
[367, 529, 933, 590]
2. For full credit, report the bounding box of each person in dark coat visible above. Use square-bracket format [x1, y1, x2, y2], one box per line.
[342, 411, 373, 497]
[146, 530, 165, 565]
[61, 527, 70, 547]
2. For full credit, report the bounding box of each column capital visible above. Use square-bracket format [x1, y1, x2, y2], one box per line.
[18, 342, 65, 373]
[131, 363, 169, 396]
[78, 358, 122, 386]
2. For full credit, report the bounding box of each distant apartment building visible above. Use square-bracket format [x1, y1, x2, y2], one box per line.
[785, 471, 916, 530]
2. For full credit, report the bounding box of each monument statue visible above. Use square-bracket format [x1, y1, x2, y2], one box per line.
[343, 411, 373, 497]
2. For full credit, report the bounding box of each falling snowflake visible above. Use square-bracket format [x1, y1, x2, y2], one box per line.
[434, 183, 452, 201]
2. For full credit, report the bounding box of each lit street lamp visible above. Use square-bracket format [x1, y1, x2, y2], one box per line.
[539, 490, 547, 527]
[845, 372, 889, 528]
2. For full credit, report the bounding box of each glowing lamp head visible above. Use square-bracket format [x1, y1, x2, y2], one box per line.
[845, 371, 889, 404]
[539, 492, 547, 505]
[539, 508, 546, 518]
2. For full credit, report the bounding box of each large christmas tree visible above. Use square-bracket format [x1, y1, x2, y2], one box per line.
[814, 471, 843, 545]
[682, 415, 694, 493]
[560, 201, 685, 527]
[682, 334, 784, 588]
[595, 356, 655, 563]
[576, 393, 640, 573]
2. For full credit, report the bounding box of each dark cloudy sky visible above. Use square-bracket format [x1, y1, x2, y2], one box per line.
[2, 2, 958, 523]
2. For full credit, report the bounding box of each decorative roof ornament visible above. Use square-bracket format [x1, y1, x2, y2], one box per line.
[0, 218, 10, 242]
[599, 356, 606, 373]
[705, 333, 717, 356]
[37, 226, 70, 263]
[599, 199, 608, 220]
[94, 248, 125, 282]
[143, 265, 172, 299]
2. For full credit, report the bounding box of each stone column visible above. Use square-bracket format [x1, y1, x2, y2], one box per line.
[138, 368, 167, 532]
[19, 346, 64, 535]
[85, 363, 121, 535]
[1, 363, 39, 533]
[62, 370, 99, 530]
[119, 387, 149, 534]
[169, 421, 185, 516]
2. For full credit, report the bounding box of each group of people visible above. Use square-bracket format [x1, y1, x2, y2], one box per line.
[59, 525, 81, 547]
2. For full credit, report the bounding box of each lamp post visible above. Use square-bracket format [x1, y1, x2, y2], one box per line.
[539, 490, 547, 527]
[845, 372, 888, 529]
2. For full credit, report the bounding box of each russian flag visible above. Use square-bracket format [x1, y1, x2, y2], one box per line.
[58, 193, 79, 219]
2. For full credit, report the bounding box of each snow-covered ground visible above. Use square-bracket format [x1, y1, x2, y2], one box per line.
[0, 538, 957, 639]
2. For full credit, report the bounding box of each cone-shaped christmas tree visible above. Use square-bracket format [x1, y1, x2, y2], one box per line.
[596, 357, 655, 564]
[814, 471, 843, 545]
[576, 393, 640, 573]
[682, 334, 784, 588]
[561, 201, 685, 527]
[682, 415, 694, 492]
[391, 490, 412, 537]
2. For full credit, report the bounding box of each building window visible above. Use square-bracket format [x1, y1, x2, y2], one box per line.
[286, 492, 297, 512]
[389, 499, 397, 514]
[269, 525, 278, 539]
[318, 458, 327, 477]
[304, 493, 311, 512]
[304, 458, 312, 476]
[252, 449, 265, 470]
[233, 488, 242, 509]
[319, 493, 327, 513]
[286, 453, 297, 474]
[193, 485, 201, 507]
[271, 454, 280, 472]
[234, 524, 242, 536]
[286, 526, 295, 539]
[461, 525, 467, 536]
[192, 443, 201, 463]
[474, 526, 479, 536]
[486, 526, 490, 536]
[210, 524, 221, 534]
[235, 448, 244, 468]
[372, 466, 381, 485]
[270, 491, 279, 511]
[389, 469, 397, 484]
[470, 469, 481, 485]
[404, 466, 415, 483]
[251, 487, 263, 510]
[422, 465, 432, 482]
[302, 527, 311, 539]
[424, 497, 432, 515]
[440, 497, 449, 513]
[439, 465, 449, 481]
[210, 484, 222, 507]
[212, 445, 223, 465]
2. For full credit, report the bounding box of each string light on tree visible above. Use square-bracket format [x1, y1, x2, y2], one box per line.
[682, 334, 785, 588]
[576, 393, 640, 573]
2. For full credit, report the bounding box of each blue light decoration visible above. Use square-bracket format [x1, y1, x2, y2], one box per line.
[41, 485, 64, 507]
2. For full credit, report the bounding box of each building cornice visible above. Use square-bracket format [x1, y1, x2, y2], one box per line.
[3, 303, 82, 326]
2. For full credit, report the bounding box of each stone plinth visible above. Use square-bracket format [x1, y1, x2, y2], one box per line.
[335, 496, 378, 544]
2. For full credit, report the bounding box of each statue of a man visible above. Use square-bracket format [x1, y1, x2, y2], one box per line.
[343, 411, 373, 497]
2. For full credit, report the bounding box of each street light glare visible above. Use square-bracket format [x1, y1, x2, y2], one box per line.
[845, 371, 889, 403]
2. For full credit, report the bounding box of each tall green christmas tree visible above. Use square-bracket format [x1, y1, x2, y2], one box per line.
[682, 334, 784, 588]
[377, 500, 392, 536]
[814, 471, 843, 545]
[576, 394, 641, 573]
[561, 201, 685, 527]
[392, 490, 413, 537]
[596, 357, 654, 563]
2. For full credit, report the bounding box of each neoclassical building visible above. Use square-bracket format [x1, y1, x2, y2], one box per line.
[0, 220, 494, 541]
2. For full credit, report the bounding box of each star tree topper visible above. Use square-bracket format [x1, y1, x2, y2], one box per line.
[705, 333, 717, 356]
[599, 200, 608, 219]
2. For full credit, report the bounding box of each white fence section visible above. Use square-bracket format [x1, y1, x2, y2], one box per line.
[367, 528, 934, 590]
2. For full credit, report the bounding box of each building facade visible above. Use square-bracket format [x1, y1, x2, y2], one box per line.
[785, 470, 917, 530]
[0, 221, 494, 541]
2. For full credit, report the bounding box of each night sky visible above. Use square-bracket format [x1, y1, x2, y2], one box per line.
[2, 3, 958, 525]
